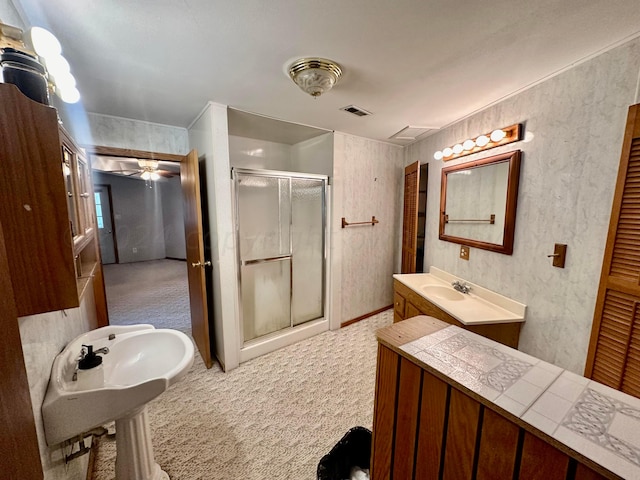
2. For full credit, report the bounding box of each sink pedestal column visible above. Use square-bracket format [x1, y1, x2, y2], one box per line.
[115, 405, 168, 480]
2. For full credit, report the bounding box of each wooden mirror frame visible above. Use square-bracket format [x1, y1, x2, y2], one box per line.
[439, 150, 521, 255]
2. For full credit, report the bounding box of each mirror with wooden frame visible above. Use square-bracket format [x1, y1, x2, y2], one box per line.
[439, 150, 521, 255]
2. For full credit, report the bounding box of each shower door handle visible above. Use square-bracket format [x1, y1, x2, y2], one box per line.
[241, 255, 291, 266]
[191, 260, 212, 268]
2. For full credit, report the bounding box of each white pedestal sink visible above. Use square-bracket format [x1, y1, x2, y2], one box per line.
[42, 324, 194, 480]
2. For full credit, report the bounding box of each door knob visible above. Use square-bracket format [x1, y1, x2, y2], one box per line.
[191, 260, 212, 268]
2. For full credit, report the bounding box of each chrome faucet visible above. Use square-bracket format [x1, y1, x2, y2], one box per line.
[451, 280, 471, 294]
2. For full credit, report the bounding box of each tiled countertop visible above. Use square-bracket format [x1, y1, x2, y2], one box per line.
[398, 323, 640, 480]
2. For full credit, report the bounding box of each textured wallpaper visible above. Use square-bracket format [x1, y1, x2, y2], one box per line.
[405, 37, 640, 374]
[333, 133, 404, 322]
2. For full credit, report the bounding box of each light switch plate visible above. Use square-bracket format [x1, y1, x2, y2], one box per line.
[460, 245, 470, 261]
[551, 243, 567, 268]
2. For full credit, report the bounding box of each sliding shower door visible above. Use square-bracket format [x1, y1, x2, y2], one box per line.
[234, 169, 326, 344]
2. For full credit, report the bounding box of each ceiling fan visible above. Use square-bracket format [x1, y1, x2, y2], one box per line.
[107, 159, 178, 180]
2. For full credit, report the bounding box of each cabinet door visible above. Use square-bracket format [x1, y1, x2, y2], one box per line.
[586, 104, 640, 397]
[405, 302, 422, 319]
[62, 145, 79, 238]
[401, 161, 420, 273]
[0, 84, 78, 316]
[394, 291, 405, 323]
[75, 153, 93, 235]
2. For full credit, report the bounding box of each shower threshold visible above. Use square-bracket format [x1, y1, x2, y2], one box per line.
[239, 317, 328, 364]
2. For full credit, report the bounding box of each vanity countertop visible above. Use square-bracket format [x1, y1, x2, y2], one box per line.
[378, 316, 639, 480]
[393, 267, 526, 326]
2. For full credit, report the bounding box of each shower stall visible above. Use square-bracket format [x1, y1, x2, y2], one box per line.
[233, 168, 328, 356]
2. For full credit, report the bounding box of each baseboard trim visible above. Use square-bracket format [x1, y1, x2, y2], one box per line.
[341, 305, 393, 328]
[165, 257, 187, 261]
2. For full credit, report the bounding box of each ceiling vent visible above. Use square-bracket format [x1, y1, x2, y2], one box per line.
[389, 125, 437, 141]
[340, 105, 372, 117]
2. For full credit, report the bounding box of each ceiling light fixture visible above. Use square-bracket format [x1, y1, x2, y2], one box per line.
[433, 124, 523, 161]
[138, 160, 161, 181]
[288, 57, 342, 98]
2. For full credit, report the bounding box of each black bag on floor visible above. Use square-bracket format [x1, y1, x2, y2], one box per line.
[317, 426, 371, 480]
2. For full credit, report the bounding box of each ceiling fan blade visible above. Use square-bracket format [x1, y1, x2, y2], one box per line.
[157, 169, 177, 178]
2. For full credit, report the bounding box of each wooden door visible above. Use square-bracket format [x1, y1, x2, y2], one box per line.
[585, 104, 640, 396]
[401, 161, 420, 273]
[181, 149, 213, 368]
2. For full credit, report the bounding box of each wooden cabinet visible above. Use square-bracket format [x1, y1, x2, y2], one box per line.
[61, 128, 94, 241]
[393, 278, 521, 348]
[59, 127, 104, 302]
[0, 84, 79, 316]
[371, 318, 614, 480]
[0, 83, 105, 317]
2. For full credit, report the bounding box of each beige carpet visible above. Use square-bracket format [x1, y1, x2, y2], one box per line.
[103, 259, 191, 335]
[91, 303, 392, 479]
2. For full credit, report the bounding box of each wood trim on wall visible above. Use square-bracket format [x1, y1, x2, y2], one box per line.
[341, 305, 393, 328]
[84, 145, 185, 163]
[0, 221, 44, 479]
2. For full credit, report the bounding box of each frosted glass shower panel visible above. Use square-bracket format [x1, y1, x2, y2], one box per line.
[241, 259, 292, 342]
[291, 178, 325, 326]
[237, 174, 291, 261]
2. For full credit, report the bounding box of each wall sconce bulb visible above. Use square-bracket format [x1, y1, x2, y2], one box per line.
[453, 144, 464, 154]
[475, 135, 489, 147]
[490, 129, 506, 142]
[462, 139, 475, 150]
[443, 147, 453, 157]
[434, 151, 444, 160]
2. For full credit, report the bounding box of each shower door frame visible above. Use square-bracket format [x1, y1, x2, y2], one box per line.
[232, 167, 329, 349]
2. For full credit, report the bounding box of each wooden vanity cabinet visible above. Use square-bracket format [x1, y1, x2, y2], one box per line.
[0, 83, 79, 316]
[393, 278, 522, 348]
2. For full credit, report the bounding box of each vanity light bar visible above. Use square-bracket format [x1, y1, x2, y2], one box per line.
[434, 123, 522, 161]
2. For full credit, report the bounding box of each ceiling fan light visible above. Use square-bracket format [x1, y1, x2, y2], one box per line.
[288, 57, 342, 98]
[141, 171, 151, 180]
[138, 159, 159, 169]
[150, 172, 160, 181]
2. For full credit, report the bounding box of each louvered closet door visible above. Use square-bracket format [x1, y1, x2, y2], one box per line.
[586, 104, 640, 398]
[401, 161, 420, 273]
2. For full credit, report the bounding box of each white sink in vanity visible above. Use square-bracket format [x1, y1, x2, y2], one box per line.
[393, 267, 526, 347]
[395, 266, 526, 325]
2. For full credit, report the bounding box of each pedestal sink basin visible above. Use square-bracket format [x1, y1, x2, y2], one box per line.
[421, 285, 465, 301]
[42, 324, 194, 480]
